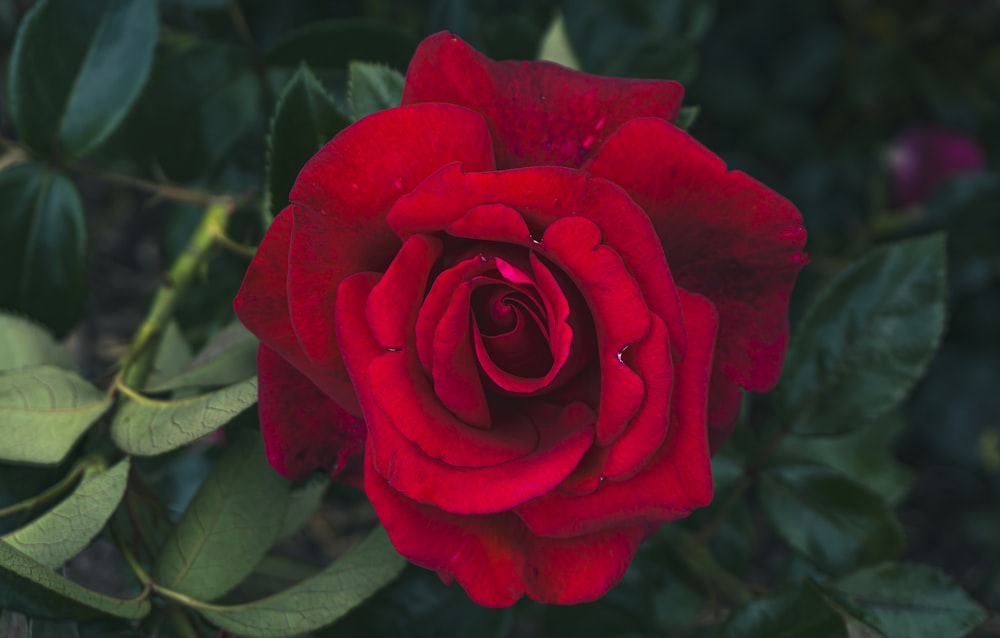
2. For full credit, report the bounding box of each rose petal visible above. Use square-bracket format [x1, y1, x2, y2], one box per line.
[365, 234, 443, 350]
[600, 312, 673, 481]
[234, 207, 360, 412]
[402, 32, 684, 169]
[257, 345, 364, 487]
[537, 216, 650, 445]
[367, 448, 646, 606]
[515, 290, 716, 537]
[416, 254, 488, 375]
[367, 385, 596, 514]
[387, 164, 687, 358]
[432, 280, 492, 429]
[283, 104, 495, 414]
[584, 117, 806, 444]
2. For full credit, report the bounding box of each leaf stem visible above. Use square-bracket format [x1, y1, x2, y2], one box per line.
[661, 527, 754, 605]
[0, 456, 104, 519]
[118, 198, 237, 389]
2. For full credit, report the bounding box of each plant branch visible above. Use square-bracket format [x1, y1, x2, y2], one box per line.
[118, 198, 237, 389]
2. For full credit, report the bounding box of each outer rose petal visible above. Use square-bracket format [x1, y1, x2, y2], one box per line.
[402, 32, 684, 169]
[281, 104, 496, 412]
[365, 451, 646, 607]
[234, 207, 358, 411]
[515, 290, 716, 537]
[584, 117, 807, 445]
[257, 345, 364, 487]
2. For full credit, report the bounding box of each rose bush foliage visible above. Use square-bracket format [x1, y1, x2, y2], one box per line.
[234, 32, 807, 606]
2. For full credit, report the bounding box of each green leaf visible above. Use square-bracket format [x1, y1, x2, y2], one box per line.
[122, 41, 261, 182]
[265, 19, 419, 74]
[0, 541, 150, 621]
[759, 461, 904, 575]
[538, 11, 581, 70]
[196, 526, 405, 637]
[111, 377, 258, 456]
[154, 429, 290, 602]
[0, 312, 76, 373]
[7, 0, 157, 157]
[676, 105, 701, 131]
[2, 459, 129, 569]
[0, 365, 112, 465]
[149, 323, 257, 392]
[822, 563, 989, 638]
[723, 586, 847, 638]
[334, 565, 513, 638]
[775, 234, 947, 436]
[780, 413, 916, 505]
[266, 65, 351, 219]
[348, 62, 405, 120]
[145, 321, 194, 389]
[0, 163, 86, 338]
[278, 476, 329, 540]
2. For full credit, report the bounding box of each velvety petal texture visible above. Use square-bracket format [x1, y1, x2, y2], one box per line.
[234, 31, 806, 607]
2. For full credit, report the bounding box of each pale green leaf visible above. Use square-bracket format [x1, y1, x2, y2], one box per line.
[197, 526, 405, 637]
[0, 541, 150, 620]
[111, 377, 258, 456]
[3, 459, 129, 569]
[0, 366, 112, 465]
[149, 323, 257, 392]
[0, 312, 76, 373]
[154, 430, 290, 601]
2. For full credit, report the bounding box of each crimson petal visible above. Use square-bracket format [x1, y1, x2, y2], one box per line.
[402, 32, 684, 170]
[367, 448, 646, 607]
[515, 290, 716, 538]
[584, 117, 807, 445]
[257, 345, 365, 486]
[283, 104, 495, 415]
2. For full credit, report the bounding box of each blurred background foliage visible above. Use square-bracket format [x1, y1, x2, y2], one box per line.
[0, 0, 998, 636]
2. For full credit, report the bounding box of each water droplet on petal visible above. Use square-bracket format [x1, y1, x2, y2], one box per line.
[616, 345, 630, 364]
[384, 346, 402, 353]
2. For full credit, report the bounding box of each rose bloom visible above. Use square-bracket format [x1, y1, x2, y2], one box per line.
[889, 126, 985, 207]
[235, 32, 806, 606]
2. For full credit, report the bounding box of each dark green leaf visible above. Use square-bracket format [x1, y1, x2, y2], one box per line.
[122, 41, 261, 182]
[723, 587, 847, 638]
[111, 377, 258, 456]
[148, 323, 257, 392]
[266, 65, 351, 219]
[822, 563, 989, 638]
[559, 0, 706, 82]
[0, 541, 150, 621]
[759, 461, 904, 575]
[154, 430, 290, 602]
[0, 312, 76, 373]
[348, 62, 405, 120]
[2, 459, 129, 569]
[196, 526, 405, 637]
[265, 19, 419, 73]
[775, 234, 947, 435]
[336, 565, 514, 638]
[0, 163, 86, 338]
[278, 476, 329, 540]
[0, 365, 112, 465]
[780, 414, 916, 505]
[7, 0, 157, 157]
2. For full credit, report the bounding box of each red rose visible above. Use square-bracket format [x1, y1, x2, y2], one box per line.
[234, 32, 806, 606]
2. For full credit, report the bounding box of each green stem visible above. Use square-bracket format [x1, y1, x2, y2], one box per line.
[0, 456, 104, 519]
[663, 527, 754, 606]
[119, 198, 236, 389]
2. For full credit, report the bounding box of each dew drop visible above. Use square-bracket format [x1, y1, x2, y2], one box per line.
[616, 345, 630, 364]
[384, 346, 402, 353]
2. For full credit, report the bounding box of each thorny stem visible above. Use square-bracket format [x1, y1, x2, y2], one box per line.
[0, 135, 220, 205]
[118, 198, 238, 389]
